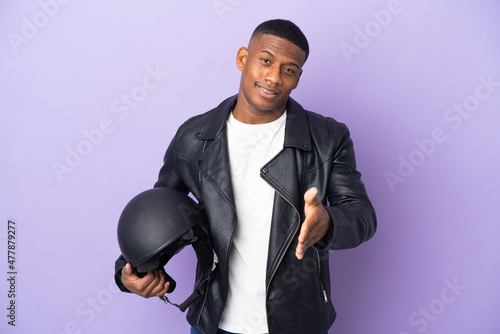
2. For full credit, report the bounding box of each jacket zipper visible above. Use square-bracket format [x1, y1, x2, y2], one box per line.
[196, 139, 212, 327]
[265, 188, 301, 331]
[316, 249, 328, 303]
[197, 277, 211, 326]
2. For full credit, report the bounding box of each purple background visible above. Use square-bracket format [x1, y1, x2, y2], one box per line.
[1, 1, 499, 333]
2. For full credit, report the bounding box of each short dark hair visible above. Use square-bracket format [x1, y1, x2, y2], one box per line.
[251, 19, 309, 61]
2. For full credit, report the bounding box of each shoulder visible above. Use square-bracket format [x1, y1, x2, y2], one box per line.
[170, 97, 233, 145]
[304, 108, 351, 141]
[288, 97, 349, 135]
[175, 95, 236, 140]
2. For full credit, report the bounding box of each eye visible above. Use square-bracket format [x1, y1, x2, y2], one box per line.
[284, 67, 296, 75]
[260, 58, 270, 65]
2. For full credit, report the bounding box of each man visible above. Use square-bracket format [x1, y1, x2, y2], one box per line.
[115, 19, 376, 334]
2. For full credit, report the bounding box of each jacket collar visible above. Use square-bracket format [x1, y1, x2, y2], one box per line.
[195, 94, 311, 151]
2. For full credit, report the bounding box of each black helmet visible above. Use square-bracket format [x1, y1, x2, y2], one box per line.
[117, 188, 215, 311]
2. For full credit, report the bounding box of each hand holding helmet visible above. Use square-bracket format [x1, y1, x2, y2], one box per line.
[121, 263, 170, 298]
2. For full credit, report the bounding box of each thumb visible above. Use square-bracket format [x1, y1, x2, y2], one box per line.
[122, 263, 133, 276]
[304, 187, 319, 206]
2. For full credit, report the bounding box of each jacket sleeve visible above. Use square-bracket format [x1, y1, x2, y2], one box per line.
[317, 123, 377, 251]
[154, 130, 190, 192]
[114, 255, 131, 293]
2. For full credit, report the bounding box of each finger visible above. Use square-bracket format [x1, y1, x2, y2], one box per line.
[301, 187, 320, 245]
[296, 227, 322, 260]
[297, 217, 329, 260]
[123, 269, 155, 296]
[144, 269, 162, 287]
[142, 269, 171, 298]
[298, 225, 315, 251]
[296, 243, 305, 260]
[147, 270, 166, 297]
[153, 280, 170, 297]
[153, 268, 171, 296]
[157, 281, 171, 296]
[296, 220, 312, 259]
[299, 207, 323, 243]
[296, 231, 321, 259]
[298, 217, 312, 244]
[128, 273, 154, 298]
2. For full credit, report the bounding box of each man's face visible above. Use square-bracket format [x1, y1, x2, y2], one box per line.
[235, 34, 306, 123]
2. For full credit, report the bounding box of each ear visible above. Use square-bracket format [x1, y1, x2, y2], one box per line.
[236, 47, 248, 72]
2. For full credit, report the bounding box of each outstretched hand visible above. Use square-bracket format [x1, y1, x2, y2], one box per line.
[121, 263, 170, 298]
[296, 187, 333, 260]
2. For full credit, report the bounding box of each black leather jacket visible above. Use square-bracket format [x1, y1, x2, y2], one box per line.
[116, 95, 376, 334]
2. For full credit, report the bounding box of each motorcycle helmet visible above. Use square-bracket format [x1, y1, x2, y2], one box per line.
[117, 187, 215, 312]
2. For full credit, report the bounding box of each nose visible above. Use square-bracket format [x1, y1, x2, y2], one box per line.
[265, 65, 282, 85]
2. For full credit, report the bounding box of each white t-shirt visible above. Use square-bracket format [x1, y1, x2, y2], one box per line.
[219, 111, 287, 334]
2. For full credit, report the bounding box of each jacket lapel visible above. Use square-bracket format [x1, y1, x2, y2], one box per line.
[262, 98, 312, 282]
[194, 95, 238, 211]
[263, 148, 302, 283]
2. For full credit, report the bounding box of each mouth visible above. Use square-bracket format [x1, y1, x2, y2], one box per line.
[257, 84, 279, 98]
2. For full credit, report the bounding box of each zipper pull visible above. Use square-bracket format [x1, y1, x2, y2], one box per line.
[322, 289, 328, 303]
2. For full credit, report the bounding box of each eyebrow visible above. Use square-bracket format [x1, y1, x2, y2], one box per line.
[259, 50, 301, 70]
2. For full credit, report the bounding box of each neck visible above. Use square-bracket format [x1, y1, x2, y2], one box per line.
[232, 98, 286, 124]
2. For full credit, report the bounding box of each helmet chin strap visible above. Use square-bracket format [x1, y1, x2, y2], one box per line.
[159, 294, 198, 312]
[159, 272, 212, 312]
[158, 226, 217, 312]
